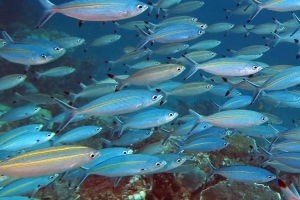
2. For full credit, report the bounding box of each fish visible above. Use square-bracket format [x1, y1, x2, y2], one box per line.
[31, 66, 75, 80]
[207, 159, 276, 183]
[183, 56, 263, 80]
[0, 174, 58, 198]
[144, 16, 198, 30]
[52, 37, 85, 49]
[174, 137, 229, 153]
[54, 126, 102, 145]
[105, 48, 150, 71]
[84, 34, 121, 52]
[114, 109, 178, 136]
[156, 82, 213, 105]
[52, 89, 163, 132]
[86, 154, 167, 177]
[135, 24, 205, 50]
[244, 66, 300, 103]
[205, 22, 234, 33]
[188, 39, 221, 51]
[101, 129, 153, 147]
[0, 106, 41, 122]
[13, 91, 55, 105]
[64, 82, 117, 105]
[0, 145, 99, 177]
[247, 0, 300, 23]
[188, 108, 268, 134]
[0, 131, 55, 151]
[162, 1, 205, 18]
[123, 60, 161, 73]
[147, 0, 181, 18]
[0, 74, 26, 91]
[168, 50, 217, 65]
[107, 64, 185, 91]
[212, 95, 252, 112]
[36, 0, 148, 28]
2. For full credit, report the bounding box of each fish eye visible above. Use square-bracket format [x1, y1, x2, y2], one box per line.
[252, 65, 260, 70]
[122, 151, 127, 155]
[155, 162, 161, 167]
[34, 108, 39, 111]
[262, 117, 267, 121]
[96, 128, 100, 131]
[156, 62, 160, 65]
[141, 168, 145, 171]
[36, 140, 40, 142]
[206, 85, 210, 89]
[3, 42, 6, 45]
[224, 142, 228, 146]
[169, 113, 173, 117]
[177, 67, 182, 71]
[147, 131, 151, 135]
[49, 176, 54, 179]
[54, 47, 61, 51]
[183, 45, 187, 47]
[268, 175, 273, 179]
[198, 30, 203, 34]
[90, 153, 96, 158]
[176, 159, 182, 163]
[35, 127, 40, 130]
[152, 95, 158, 100]
[40, 54, 47, 60]
[77, 39, 82, 42]
[137, 4, 144, 9]
[192, 18, 197, 21]
[18, 75, 22, 79]
[47, 134, 51, 137]
[37, 184, 41, 188]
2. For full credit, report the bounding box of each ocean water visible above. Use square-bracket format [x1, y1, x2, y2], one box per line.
[0, 0, 300, 199]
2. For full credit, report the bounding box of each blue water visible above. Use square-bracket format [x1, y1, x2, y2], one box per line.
[1, 0, 300, 199]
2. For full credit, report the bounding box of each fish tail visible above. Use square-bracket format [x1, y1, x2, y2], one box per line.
[211, 101, 221, 112]
[107, 74, 126, 91]
[0, 30, 13, 43]
[166, 56, 177, 64]
[278, 179, 300, 200]
[51, 96, 78, 133]
[41, 117, 51, 130]
[242, 25, 251, 38]
[88, 76, 98, 85]
[144, 47, 153, 60]
[257, 147, 272, 167]
[113, 116, 125, 138]
[100, 138, 112, 147]
[104, 61, 115, 71]
[75, 170, 88, 190]
[169, 138, 183, 154]
[63, 91, 77, 105]
[222, 77, 242, 97]
[243, 79, 261, 104]
[246, 0, 262, 23]
[158, 128, 171, 145]
[135, 25, 150, 50]
[145, 21, 157, 31]
[112, 21, 121, 33]
[155, 89, 168, 105]
[31, 70, 42, 80]
[36, 0, 56, 29]
[182, 55, 199, 81]
[162, 8, 169, 18]
[271, 32, 282, 48]
[206, 158, 216, 180]
[290, 12, 300, 37]
[188, 108, 203, 135]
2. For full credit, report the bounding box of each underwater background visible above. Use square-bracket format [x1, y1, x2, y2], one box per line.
[0, 0, 300, 199]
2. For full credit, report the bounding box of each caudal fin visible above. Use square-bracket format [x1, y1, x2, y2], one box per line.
[135, 25, 151, 50]
[36, 0, 56, 29]
[51, 97, 78, 133]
